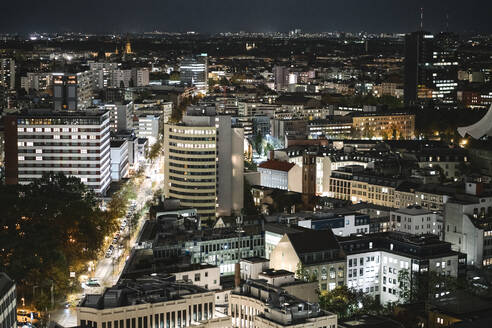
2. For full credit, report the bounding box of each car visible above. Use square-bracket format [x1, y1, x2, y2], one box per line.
[86, 279, 100, 287]
[109, 244, 114, 250]
[105, 250, 112, 258]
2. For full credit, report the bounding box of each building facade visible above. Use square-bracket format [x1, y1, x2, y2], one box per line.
[164, 107, 243, 221]
[0, 273, 16, 328]
[4, 111, 111, 194]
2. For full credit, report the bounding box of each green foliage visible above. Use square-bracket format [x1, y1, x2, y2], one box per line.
[318, 286, 382, 320]
[146, 138, 163, 163]
[397, 269, 411, 303]
[0, 173, 118, 305]
[295, 263, 310, 281]
[252, 133, 263, 155]
[169, 71, 180, 81]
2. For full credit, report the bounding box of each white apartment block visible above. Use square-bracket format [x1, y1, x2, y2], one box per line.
[4, 111, 111, 195]
[137, 114, 160, 145]
[340, 233, 464, 305]
[390, 206, 443, 239]
[110, 140, 129, 182]
[444, 183, 492, 267]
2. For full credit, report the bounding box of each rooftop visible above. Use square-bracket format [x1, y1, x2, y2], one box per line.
[393, 205, 434, 216]
[79, 275, 209, 310]
[287, 229, 340, 254]
[258, 160, 296, 172]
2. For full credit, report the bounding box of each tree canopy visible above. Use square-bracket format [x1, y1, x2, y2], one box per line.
[0, 173, 119, 308]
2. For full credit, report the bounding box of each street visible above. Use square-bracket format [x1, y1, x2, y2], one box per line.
[51, 157, 163, 327]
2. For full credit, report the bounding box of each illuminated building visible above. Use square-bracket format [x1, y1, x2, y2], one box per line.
[3, 110, 111, 195]
[404, 31, 458, 105]
[163, 106, 243, 221]
[269, 229, 346, 291]
[76, 276, 229, 328]
[339, 232, 466, 305]
[180, 54, 208, 95]
[352, 113, 415, 140]
[53, 71, 95, 111]
[0, 58, 15, 90]
[230, 279, 337, 328]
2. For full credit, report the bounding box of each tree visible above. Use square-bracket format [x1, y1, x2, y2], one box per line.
[252, 133, 263, 155]
[169, 71, 180, 81]
[318, 286, 382, 320]
[147, 138, 163, 163]
[398, 269, 411, 303]
[295, 263, 310, 281]
[0, 173, 118, 306]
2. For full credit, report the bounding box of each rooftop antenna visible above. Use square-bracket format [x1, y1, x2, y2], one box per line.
[446, 13, 449, 32]
[420, 7, 424, 31]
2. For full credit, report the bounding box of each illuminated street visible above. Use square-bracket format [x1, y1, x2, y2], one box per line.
[50, 157, 163, 327]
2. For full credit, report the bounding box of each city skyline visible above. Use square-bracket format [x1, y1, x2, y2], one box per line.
[1, 0, 491, 34]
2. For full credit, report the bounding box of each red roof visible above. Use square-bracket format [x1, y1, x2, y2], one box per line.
[258, 160, 296, 172]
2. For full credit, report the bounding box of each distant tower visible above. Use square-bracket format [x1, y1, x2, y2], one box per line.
[302, 151, 317, 208]
[125, 40, 132, 54]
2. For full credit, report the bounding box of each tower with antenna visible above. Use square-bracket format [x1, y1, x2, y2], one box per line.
[420, 7, 424, 31]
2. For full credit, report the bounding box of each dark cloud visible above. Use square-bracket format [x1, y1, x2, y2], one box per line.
[0, 0, 490, 34]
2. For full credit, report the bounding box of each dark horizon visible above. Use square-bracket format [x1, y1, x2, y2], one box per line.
[0, 0, 491, 35]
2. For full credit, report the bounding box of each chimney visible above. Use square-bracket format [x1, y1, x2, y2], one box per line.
[269, 149, 275, 160]
[234, 262, 241, 288]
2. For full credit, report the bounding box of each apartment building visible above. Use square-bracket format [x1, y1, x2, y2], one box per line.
[328, 166, 400, 208]
[137, 114, 160, 145]
[390, 206, 443, 239]
[4, 110, 111, 194]
[110, 140, 129, 182]
[339, 232, 466, 305]
[53, 71, 96, 111]
[444, 182, 492, 267]
[106, 101, 134, 133]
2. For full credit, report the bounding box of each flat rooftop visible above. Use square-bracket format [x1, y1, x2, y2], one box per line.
[79, 275, 208, 310]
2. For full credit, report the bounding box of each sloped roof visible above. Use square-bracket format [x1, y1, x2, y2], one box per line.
[258, 160, 296, 172]
[458, 104, 492, 139]
[287, 229, 340, 254]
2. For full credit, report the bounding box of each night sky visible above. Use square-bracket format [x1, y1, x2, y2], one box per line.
[0, 0, 491, 34]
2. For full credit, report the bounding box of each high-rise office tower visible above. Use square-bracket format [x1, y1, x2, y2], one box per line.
[404, 31, 435, 106]
[273, 65, 289, 91]
[404, 31, 459, 106]
[180, 54, 208, 95]
[4, 110, 111, 195]
[164, 106, 244, 222]
[0, 58, 15, 90]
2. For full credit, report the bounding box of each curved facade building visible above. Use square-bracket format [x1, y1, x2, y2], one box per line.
[164, 108, 243, 222]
